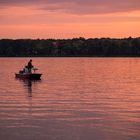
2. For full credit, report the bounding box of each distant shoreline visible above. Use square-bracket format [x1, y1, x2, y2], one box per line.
[0, 37, 140, 57]
[1, 55, 140, 57]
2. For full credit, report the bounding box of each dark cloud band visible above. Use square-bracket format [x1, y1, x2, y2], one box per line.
[0, 0, 140, 14]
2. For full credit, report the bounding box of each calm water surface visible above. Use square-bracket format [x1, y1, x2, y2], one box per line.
[0, 58, 140, 140]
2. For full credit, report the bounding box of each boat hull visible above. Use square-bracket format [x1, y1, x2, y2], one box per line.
[15, 73, 42, 80]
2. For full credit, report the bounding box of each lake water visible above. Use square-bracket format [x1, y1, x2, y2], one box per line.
[0, 58, 140, 140]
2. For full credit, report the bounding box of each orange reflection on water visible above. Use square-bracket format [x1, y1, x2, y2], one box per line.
[0, 58, 140, 140]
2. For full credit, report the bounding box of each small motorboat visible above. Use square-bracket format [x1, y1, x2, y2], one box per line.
[15, 68, 42, 80]
[15, 73, 42, 80]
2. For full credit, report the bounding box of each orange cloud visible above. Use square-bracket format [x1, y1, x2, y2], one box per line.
[0, 1, 140, 38]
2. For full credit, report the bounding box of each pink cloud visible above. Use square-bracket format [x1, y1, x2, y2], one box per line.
[0, 0, 140, 14]
[0, 0, 140, 38]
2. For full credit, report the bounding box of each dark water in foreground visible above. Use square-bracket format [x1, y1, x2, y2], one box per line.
[0, 58, 140, 140]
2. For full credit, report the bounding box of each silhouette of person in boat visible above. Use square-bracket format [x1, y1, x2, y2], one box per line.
[16, 59, 41, 80]
[23, 66, 29, 73]
[27, 59, 34, 73]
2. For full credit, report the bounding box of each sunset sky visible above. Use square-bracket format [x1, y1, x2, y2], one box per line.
[0, 0, 140, 39]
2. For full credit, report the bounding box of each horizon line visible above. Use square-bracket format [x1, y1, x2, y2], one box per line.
[0, 36, 140, 40]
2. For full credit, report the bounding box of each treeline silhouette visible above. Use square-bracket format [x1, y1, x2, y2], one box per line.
[0, 37, 140, 57]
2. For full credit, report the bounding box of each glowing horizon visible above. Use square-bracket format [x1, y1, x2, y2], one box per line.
[0, 0, 140, 39]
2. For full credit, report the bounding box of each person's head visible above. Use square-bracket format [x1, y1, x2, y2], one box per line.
[30, 59, 32, 62]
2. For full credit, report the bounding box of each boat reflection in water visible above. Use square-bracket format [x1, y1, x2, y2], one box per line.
[17, 79, 42, 97]
[24, 80, 33, 97]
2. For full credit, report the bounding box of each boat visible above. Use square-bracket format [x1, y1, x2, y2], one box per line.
[15, 73, 42, 80]
[15, 68, 42, 80]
